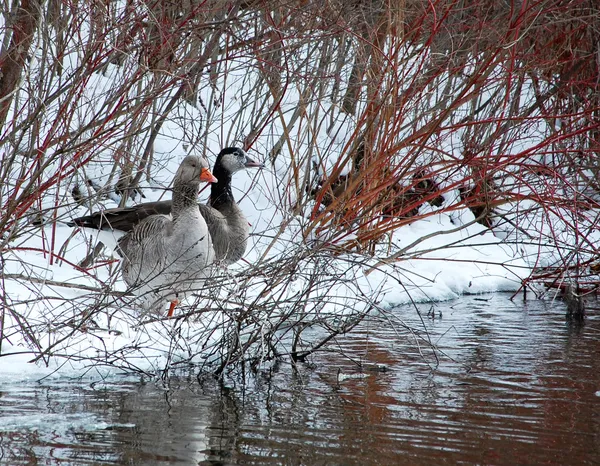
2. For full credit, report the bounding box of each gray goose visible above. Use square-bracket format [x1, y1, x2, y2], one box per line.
[70, 147, 264, 265]
[119, 155, 217, 316]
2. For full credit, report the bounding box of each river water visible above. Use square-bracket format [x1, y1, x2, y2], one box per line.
[1, 293, 599, 465]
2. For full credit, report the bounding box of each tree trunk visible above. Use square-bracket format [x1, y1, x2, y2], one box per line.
[0, 0, 42, 130]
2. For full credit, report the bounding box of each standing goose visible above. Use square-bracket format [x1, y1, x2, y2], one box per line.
[119, 155, 217, 316]
[201, 147, 265, 264]
[69, 147, 264, 264]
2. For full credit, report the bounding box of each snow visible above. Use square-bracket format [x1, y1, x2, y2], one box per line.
[1, 25, 594, 384]
[0, 197, 532, 383]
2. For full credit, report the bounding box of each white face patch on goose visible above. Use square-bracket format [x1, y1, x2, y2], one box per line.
[219, 148, 248, 174]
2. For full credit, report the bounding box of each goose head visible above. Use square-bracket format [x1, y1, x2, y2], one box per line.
[176, 155, 218, 185]
[216, 147, 265, 174]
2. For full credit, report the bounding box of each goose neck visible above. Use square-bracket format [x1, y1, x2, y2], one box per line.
[211, 165, 234, 208]
[172, 180, 200, 220]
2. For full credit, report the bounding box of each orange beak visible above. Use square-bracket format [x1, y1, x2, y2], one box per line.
[200, 167, 218, 183]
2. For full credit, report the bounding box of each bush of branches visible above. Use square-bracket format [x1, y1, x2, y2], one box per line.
[1, 0, 599, 377]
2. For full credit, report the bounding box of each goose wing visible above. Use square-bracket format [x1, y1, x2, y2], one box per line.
[117, 214, 173, 260]
[69, 201, 173, 232]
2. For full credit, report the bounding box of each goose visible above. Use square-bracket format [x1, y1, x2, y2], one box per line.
[69, 147, 264, 265]
[118, 155, 217, 316]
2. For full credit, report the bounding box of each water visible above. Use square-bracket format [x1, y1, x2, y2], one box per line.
[1, 294, 599, 465]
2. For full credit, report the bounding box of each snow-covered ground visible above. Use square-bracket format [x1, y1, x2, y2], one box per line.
[1, 16, 596, 383]
[0, 157, 540, 382]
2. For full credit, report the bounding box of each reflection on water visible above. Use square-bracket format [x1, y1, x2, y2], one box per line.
[1, 294, 599, 465]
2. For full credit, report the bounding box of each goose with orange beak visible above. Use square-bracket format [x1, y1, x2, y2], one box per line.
[117, 155, 218, 317]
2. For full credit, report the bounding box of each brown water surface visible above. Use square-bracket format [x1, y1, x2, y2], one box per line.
[1, 294, 599, 465]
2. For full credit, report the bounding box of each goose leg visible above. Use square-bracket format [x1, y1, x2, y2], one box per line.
[167, 298, 180, 318]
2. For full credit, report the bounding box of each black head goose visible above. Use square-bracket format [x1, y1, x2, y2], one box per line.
[201, 146, 264, 264]
[118, 155, 217, 316]
[69, 147, 265, 265]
